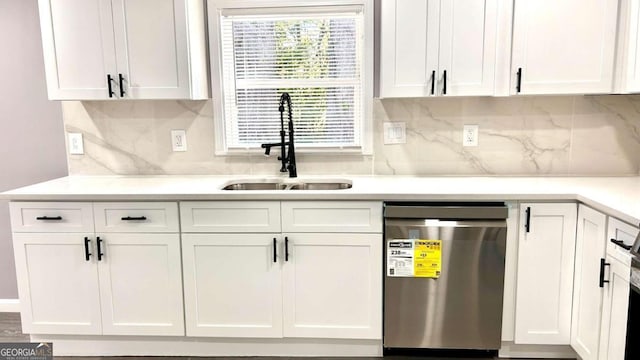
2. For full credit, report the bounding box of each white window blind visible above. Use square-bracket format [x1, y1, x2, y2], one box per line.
[219, 7, 365, 150]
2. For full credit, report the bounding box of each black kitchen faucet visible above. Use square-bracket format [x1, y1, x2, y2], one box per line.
[260, 92, 297, 178]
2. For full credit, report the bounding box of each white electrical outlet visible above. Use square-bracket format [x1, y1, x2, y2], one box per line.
[68, 133, 84, 154]
[171, 130, 187, 152]
[463, 125, 479, 147]
[383, 122, 406, 144]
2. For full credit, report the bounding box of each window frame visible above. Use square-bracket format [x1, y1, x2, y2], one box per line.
[207, 0, 374, 155]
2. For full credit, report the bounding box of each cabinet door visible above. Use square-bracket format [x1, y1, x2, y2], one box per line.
[379, 0, 440, 97]
[438, 0, 497, 96]
[282, 233, 382, 339]
[111, 0, 192, 99]
[12, 233, 102, 335]
[511, 0, 618, 94]
[38, 0, 117, 100]
[618, 0, 640, 93]
[515, 203, 577, 344]
[97, 233, 184, 336]
[182, 233, 283, 337]
[598, 256, 631, 360]
[571, 205, 607, 360]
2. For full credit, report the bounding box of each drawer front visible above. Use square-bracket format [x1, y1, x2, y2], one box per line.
[607, 217, 638, 266]
[282, 201, 382, 233]
[94, 202, 179, 233]
[180, 201, 281, 233]
[9, 202, 94, 233]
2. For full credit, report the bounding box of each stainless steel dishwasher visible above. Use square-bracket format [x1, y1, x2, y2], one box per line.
[384, 202, 508, 351]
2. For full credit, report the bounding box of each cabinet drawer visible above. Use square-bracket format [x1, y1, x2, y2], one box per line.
[93, 202, 179, 233]
[180, 201, 281, 233]
[282, 201, 382, 233]
[607, 217, 638, 266]
[9, 202, 94, 233]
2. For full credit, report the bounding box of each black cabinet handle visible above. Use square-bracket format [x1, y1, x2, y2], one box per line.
[430, 70, 436, 95]
[285, 236, 289, 262]
[273, 238, 277, 263]
[599, 258, 611, 288]
[121, 216, 147, 221]
[610, 238, 632, 250]
[442, 70, 447, 95]
[84, 237, 92, 261]
[516, 67, 522, 93]
[118, 73, 125, 97]
[524, 207, 531, 233]
[107, 74, 115, 98]
[36, 216, 62, 221]
[97, 237, 104, 261]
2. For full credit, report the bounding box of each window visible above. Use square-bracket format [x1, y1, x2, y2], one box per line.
[210, 1, 372, 154]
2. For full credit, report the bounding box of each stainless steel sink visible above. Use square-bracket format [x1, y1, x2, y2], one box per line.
[289, 182, 352, 190]
[221, 179, 352, 191]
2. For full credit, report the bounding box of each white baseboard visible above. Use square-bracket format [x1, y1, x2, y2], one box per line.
[0, 299, 20, 313]
[30, 335, 382, 357]
[499, 341, 577, 358]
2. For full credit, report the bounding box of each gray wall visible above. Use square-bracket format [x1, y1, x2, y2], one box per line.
[0, 0, 68, 299]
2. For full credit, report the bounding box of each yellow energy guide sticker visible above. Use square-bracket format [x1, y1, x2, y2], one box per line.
[414, 240, 442, 278]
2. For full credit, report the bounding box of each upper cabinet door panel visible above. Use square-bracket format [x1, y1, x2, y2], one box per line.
[438, 0, 497, 96]
[38, 0, 117, 100]
[511, 0, 618, 95]
[379, 0, 440, 98]
[112, 0, 190, 99]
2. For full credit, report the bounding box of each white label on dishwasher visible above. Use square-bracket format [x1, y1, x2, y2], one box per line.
[387, 240, 414, 277]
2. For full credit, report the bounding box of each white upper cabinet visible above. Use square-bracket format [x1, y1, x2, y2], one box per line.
[38, 0, 209, 100]
[379, 0, 498, 97]
[38, 0, 117, 100]
[511, 0, 619, 95]
[614, 0, 640, 92]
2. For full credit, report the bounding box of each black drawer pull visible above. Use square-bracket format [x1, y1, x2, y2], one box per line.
[97, 237, 104, 261]
[118, 73, 125, 97]
[524, 207, 531, 233]
[442, 69, 447, 95]
[610, 238, 632, 250]
[285, 236, 289, 262]
[107, 74, 115, 98]
[599, 258, 610, 288]
[36, 216, 62, 221]
[84, 237, 92, 261]
[121, 216, 147, 221]
[273, 238, 277, 263]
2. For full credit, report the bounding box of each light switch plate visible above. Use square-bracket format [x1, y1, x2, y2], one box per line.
[68, 133, 84, 155]
[171, 130, 187, 152]
[384, 122, 406, 144]
[463, 125, 479, 147]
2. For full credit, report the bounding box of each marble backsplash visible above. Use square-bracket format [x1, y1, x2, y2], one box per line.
[62, 95, 640, 176]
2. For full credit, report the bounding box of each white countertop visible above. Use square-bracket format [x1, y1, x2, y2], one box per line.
[3, 175, 640, 225]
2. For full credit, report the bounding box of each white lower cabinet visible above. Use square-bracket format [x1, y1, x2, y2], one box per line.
[10, 202, 184, 336]
[181, 233, 283, 338]
[97, 233, 184, 336]
[571, 205, 607, 360]
[514, 203, 577, 344]
[598, 255, 631, 360]
[180, 201, 383, 340]
[282, 233, 382, 339]
[13, 233, 103, 335]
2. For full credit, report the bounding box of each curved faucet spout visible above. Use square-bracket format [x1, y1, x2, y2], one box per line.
[261, 92, 297, 178]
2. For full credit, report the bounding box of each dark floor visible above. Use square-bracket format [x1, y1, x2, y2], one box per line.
[0, 313, 550, 360]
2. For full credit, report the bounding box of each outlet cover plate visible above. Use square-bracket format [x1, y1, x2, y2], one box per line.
[171, 130, 187, 152]
[384, 122, 406, 144]
[463, 124, 479, 147]
[68, 133, 84, 154]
